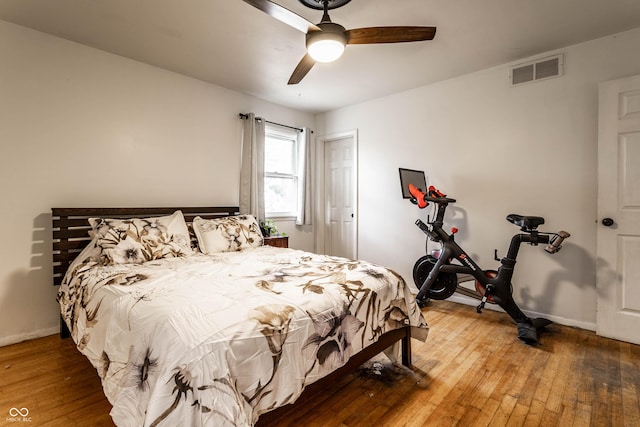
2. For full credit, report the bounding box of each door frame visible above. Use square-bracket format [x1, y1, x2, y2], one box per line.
[315, 129, 359, 256]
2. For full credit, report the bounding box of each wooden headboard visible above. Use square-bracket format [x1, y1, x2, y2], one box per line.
[51, 207, 239, 286]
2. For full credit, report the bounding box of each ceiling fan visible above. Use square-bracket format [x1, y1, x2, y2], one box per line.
[241, 0, 436, 84]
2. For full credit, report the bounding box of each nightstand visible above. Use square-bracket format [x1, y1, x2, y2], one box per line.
[263, 235, 289, 248]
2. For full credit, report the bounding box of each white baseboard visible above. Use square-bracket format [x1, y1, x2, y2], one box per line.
[0, 326, 59, 347]
[446, 294, 596, 331]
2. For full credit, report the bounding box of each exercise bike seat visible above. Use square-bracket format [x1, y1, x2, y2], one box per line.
[506, 214, 545, 231]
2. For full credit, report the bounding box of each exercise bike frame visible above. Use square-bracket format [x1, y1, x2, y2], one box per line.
[409, 184, 570, 343]
[415, 208, 550, 325]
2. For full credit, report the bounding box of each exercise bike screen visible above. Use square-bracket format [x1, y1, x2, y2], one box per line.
[399, 168, 427, 199]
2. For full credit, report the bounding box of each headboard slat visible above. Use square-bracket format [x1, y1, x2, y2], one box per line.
[53, 217, 96, 228]
[53, 228, 93, 240]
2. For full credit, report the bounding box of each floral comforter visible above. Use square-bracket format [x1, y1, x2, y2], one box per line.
[58, 246, 428, 426]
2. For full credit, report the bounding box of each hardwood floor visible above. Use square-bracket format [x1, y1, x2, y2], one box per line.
[1, 300, 638, 426]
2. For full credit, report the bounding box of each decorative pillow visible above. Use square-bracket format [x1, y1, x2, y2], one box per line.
[192, 215, 264, 254]
[89, 210, 193, 265]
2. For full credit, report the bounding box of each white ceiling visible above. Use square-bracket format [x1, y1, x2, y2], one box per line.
[2, 0, 640, 113]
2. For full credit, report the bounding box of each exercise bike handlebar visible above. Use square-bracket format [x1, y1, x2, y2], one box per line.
[544, 230, 571, 254]
[408, 184, 457, 208]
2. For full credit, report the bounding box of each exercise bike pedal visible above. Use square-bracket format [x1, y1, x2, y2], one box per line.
[476, 284, 494, 313]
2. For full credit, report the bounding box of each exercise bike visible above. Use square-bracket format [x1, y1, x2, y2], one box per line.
[408, 183, 570, 344]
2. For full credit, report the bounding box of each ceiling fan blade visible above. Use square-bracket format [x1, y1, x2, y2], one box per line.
[241, 0, 320, 33]
[346, 26, 436, 44]
[288, 54, 316, 85]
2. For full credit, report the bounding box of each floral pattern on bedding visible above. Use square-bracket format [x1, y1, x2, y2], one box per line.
[57, 246, 428, 427]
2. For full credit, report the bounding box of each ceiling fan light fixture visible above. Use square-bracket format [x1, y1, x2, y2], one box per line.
[306, 23, 347, 63]
[308, 38, 345, 62]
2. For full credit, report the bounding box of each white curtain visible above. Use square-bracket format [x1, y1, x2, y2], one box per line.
[239, 113, 265, 223]
[296, 127, 313, 226]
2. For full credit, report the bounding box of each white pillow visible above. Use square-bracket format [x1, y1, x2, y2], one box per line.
[89, 210, 193, 265]
[192, 215, 264, 254]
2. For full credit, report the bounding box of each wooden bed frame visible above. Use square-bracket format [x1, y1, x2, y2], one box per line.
[51, 206, 413, 424]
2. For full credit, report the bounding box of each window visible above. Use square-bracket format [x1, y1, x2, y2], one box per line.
[264, 124, 299, 217]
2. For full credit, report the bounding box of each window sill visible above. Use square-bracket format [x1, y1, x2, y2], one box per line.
[266, 215, 297, 221]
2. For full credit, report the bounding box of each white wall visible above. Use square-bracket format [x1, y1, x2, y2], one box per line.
[316, 27, 640, 330]
[0, 20, 315, 346]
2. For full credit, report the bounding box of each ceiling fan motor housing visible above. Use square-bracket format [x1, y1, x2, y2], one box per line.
[306, 22, 348, 47]
[298, 0, 352, 10]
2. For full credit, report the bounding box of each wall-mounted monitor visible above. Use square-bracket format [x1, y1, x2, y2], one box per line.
[399, 168, 427, 199]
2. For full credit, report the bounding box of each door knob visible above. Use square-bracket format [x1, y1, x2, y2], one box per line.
[601, 218, 614, 227]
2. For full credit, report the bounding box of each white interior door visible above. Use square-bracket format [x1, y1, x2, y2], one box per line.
[322, 132, 357, 259]
[597, 74, 640, 345]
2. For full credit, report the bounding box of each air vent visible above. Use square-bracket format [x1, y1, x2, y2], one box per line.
[510, 54, 563, 86]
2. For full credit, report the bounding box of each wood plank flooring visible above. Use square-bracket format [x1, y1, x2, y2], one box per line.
[1, 300, 638, 426]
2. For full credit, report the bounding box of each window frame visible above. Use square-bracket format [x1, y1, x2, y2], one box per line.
[264, 124, 300, 219]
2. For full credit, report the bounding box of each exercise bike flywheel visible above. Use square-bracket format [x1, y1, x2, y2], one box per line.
[412, 255, 458, 300]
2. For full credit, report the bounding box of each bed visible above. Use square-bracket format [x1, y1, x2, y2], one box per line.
[52, 207, 428, 426]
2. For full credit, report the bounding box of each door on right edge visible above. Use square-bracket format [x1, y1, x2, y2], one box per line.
[597, 74, 640, 345]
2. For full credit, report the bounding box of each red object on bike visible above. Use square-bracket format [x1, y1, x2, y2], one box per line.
[451, 227, 458, 234]
[408, 184, 428, 209]
[429, 185, 446, 198]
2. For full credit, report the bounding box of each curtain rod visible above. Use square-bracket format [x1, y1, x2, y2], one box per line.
[238, 113, 306, 133]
